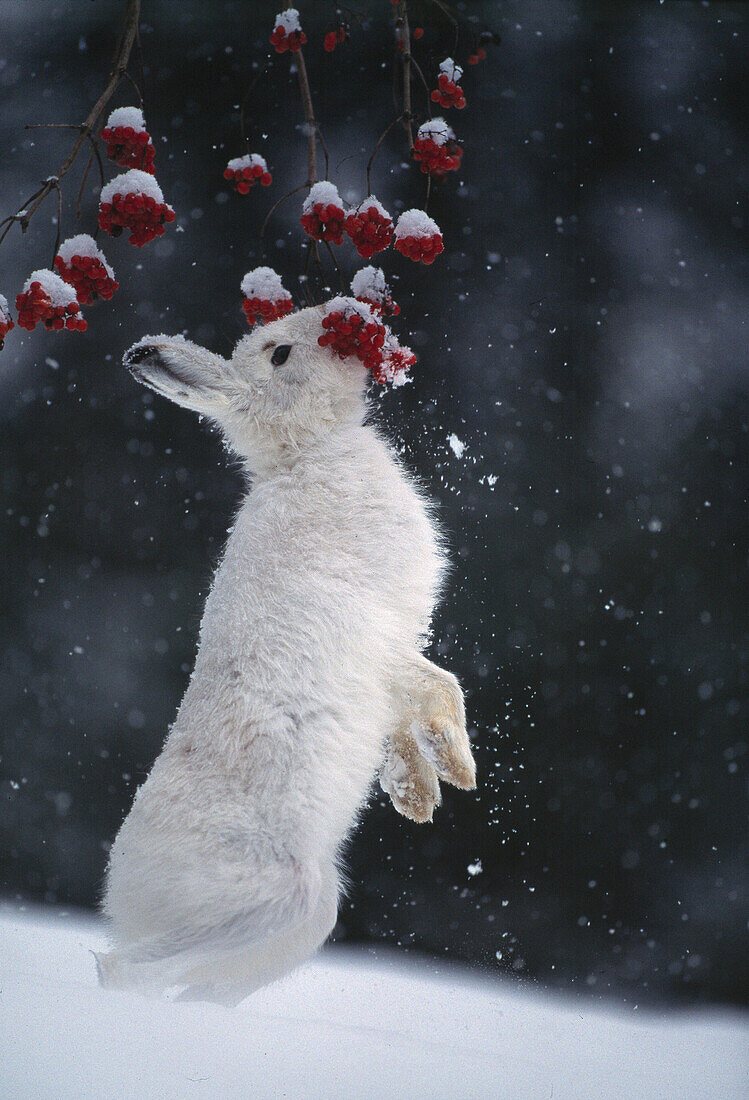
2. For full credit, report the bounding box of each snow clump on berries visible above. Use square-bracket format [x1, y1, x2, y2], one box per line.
[101, 106, 155, 173]
[393, 209, 444, 264]
[271, 9, 306, 52]
[0, 293, 14, 349]
[413, 118, 463, 176]
[240, 266, 294, 326]
[301, 181, 346, 244]
[372, 332, 417, 386]
[351, 265, 400, 317]
[318, 296, 387, 371]
[54, 234, 118, 304]
[224, 154, 272, 193]
[432, 58, 466, 109]
[16, 270, 87, 333]
[98, 169, 176, 246]
[344, 196, 394, 258]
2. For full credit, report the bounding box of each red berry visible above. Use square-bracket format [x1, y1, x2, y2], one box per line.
[413, 27, 424, 40]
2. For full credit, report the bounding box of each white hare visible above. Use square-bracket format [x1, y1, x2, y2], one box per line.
[96, 305, 476, 1004]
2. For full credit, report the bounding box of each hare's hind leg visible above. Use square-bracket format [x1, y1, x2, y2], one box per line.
[175, 863, 341, 1005]
[96, 854, 326, 996]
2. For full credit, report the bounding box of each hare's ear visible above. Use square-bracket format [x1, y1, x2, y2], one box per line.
[124, 336, 230, 416]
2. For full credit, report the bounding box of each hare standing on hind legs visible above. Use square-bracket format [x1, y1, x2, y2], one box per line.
[96, 304, 476, 1005]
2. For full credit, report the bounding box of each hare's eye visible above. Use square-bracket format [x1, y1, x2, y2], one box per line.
[271, 344, 292, 366]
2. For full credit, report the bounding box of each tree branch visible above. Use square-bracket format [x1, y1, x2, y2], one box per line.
[399, 3, 414, 151]
[295, 50, 317, 186]
[0, 0, 141, 251]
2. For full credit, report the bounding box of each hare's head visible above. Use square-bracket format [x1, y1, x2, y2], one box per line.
[123, 305, 369, 471]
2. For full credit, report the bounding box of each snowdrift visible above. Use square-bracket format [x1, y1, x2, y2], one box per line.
[0, 904, 745, 1099]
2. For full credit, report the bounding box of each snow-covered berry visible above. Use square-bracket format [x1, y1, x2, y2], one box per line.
[301, 181, 346, 245]
[98, 169, 176, 247]
[431, 58, 466, 110]
[54, 234, 118, 305]
[318, 296, 387, 371]
[223, 154, 272, 193]
[270, 9, 306, 53]
[240, 266, 294, 326]
[412, 118, 463, 176]
[393, 212, 442, 268]
[371, 333, 417, 386]
[344, 196, 394, 258]
[393, 209, 444, 264]
[15, 270, 87, 333]
[0, 293, 14, 349]
[324, 26, 347, 52]
[350, 266, 400, 317]
[100, 106, 156, 173]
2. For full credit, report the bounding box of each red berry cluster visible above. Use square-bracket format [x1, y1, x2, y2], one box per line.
[344, 198, 394, 258]
[0, 299, 14, 349]
[324, 26, 347, 52]
[431, 70, 466, 110]
[355, 290, 400, 317]
[16, 277, 87, 333]
[242, 296, 294, 326]
[101, 122, 155, 173]
[99, 175, 176, 247]
[467, 47, 487, 65]
[54, 249, 118, 305]
[393, 210, 444, 265]
[270, 23, 306, 52]
[394, 231, 443, 264]
[413, 133, 463, 176]
[371, 341, 417, 385]
[301, 185, 346, 244]
[318, 303, 386, 371]
[224, 156, 272, 194]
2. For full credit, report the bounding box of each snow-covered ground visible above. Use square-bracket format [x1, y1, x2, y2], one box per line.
[1, 904, 745, 1099]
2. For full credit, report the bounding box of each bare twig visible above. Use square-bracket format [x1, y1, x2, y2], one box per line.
[0, 0, 141, 252]
[429, 0, 460, 55]
[259, 181, 308, 257]
[322, 239, 345, 292]
[295, 50, 317, 185]
[52, 182, 63, 265]
[239, 58, 271, 146]
[400, 3, 414, 151]
[366, 113, 407, 195]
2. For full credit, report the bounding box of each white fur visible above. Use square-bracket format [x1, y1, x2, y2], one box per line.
[98, 306, 476, 1004]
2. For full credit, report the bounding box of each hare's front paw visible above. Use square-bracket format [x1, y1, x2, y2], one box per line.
[380, 739, 441, 824]
[413, 671, 476, 791]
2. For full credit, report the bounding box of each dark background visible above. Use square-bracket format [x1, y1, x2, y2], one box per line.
[1, 1, 746, 1007]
